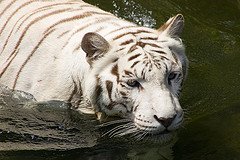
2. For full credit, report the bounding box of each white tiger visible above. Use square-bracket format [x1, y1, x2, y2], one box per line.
[0, 0, 188, 141]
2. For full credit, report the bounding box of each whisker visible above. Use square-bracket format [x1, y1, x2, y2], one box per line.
[114, 126, 138, 137]
[140, 131, 148, 140]
[102, 123, 131, 137]
[111, 126, 136, 137]
[97, 118, 132, 128]
[135, 131, 146, 141]
[183, 116, 192, 123]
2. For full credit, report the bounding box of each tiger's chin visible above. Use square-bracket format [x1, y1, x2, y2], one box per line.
[142, 130, 176, 144]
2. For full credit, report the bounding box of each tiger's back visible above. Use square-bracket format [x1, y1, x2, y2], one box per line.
[0, 0, 140, 101]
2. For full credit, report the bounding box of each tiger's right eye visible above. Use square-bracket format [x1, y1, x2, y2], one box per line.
[126, 80, 140, 88]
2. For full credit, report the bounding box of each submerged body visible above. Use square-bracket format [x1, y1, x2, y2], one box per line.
[0, 0, 188, 140]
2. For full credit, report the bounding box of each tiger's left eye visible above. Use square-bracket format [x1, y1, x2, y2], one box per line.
[168, 72, 178, 85]
[126, 80, 140, 88]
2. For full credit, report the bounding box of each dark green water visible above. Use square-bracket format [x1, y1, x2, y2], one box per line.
[1, 0, 240, 159]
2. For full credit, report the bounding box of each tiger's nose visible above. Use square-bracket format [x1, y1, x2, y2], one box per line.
[153, 115, 176, 128]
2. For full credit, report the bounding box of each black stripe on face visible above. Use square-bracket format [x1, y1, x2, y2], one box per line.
[124, 70, 134, 77]
[120, 39, 134, 46]
[111, 64, 119, 82]
[160, 56, 170, 61]
[151, 50, 166, 55]
[120, 82, 128, 88]
[106, 80, 113, 102]
[128, 54, 141, 61]
[140, 37, 158, 40]
[133, 104, 139, 112]
[130, 61, 140, 68]
[128, 45, 138, 53]
[119, 91, 127, 96]
[141, 69, 146, 80]
[95, 76, 103, 110]
[116, 47, 125, 52]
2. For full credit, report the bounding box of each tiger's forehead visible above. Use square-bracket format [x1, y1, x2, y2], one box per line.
[117, 43, 179, 81]
[112, 32, 177, 62]
[123, 39, 178, 66]
[110, 27, 182, 80]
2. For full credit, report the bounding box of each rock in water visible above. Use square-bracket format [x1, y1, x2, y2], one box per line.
[0, 85, 100, 151]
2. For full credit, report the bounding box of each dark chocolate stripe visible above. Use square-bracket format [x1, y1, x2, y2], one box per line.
[133, 104, 139, 112]
[122, 96, 128, 99]
[95, 76, 103, 109]
[146, 43, 160, 48]
[106, 80, 113, 101]
[124, 70, 133, 76]
[119, 91, 127, 96]
[130, 60, 140, 68]
[151, 50, 166, 54]
[128, 45, 138, 53]
[120, 83, 128, 88]
[160, 56, 170, 61]
[140, 37, 158, 40]
[128, 54, 141, 61]
[120, 39, 134, 46]
[115, 47, 125, 52]
[13, 29, 56, 89]
[141, 69, 146, 80]
[111, 64, 119, 82]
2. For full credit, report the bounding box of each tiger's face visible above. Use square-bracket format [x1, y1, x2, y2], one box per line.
[82, 14, 188, 140]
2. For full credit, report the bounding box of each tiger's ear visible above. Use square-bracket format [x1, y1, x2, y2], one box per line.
[81, 32, 110, 63]
[158, 14, 184, 38]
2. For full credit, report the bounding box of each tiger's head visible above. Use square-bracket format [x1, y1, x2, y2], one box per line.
[82, 14, 188, 141]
